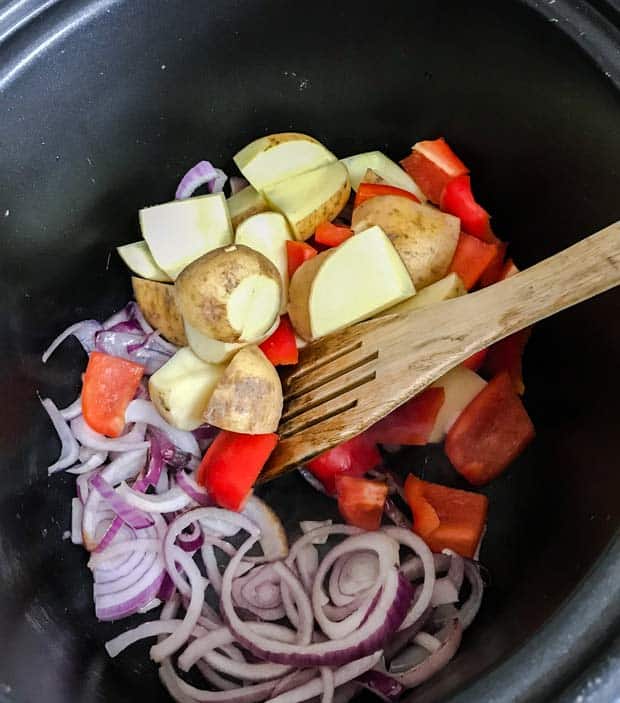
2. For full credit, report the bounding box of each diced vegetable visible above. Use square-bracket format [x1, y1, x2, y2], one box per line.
[483, 328, 531, 394]
[335, 475, 388, 531]
[307, 433, 382, 494]
[288, 226, 415, 341]
[400, 138, 469, 204]
[149, 347, 224, 430]
[440, 175, 496, 243]
[314, 222, 354, 247]
[449, 232, 499, 290]
[352, 197, 459, 290]
[429, 366, 487, 443]
[263, 160, 351, 241]
[259, 316, 299, 366]
[234, 133, 336, 192]
[383, 273, 466, 316]
[227, 185, 269, 229]
[462, 348, 488, 372]
[353, 183, 420, 209]
[479, 241, 507, 287]
[367, 387, 445, 445]
[204, 345, 283, 434]
[132, 277, 187, 346]
[445, 371, 535, 485]
[197, 430, 279, 510]
[139, 193, 233, 280]
[117, 241, 171, 282]
[82, 352, 144, 437]
[287, 240, 318, 278]
[235, 212, 293, 314]
[175, 245, 282, 344]
[404, 475, 488, 558]
[341, 150, 425, 199]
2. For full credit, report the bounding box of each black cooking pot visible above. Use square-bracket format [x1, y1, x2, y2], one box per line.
[1, 1, 619, 701]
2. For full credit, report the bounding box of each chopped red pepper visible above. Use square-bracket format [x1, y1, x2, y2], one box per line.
[479, 241, 508, 287]
[307, 433, 382, 495]
[400, 137, 469, 204]
[353, 182, 420, 209]
[81, 351, 144, 437]
[404, 474, 488, 558]
[314, 222, 354, 247]
[335, 475, 388, 531]
[483, 328, 531, 395]
[287, 240, 318, 278]
[462, 348, 488, 372]
[449, 232, 499, 290]
[259, 315, 298, 366]
[367, 387, 445, 446]
[445, 371, 535, 486]
[440, 174, 496, 243]
[197, 431, 279, 511]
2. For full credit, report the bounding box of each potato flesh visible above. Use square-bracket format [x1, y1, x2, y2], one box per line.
[382, 273, 466, 316]
[118, 241, 171, 282]
[227, 186, 269, 229]
[139, 193, 233, 280]
[131, 277, 187, 346]
[235, 212, 292, 314]
[263, 160, 350, 241]
[149, 347, 224, 431]
[226, 274, 281, 342]
[234, 133, 336, 191]
[429, 366, 487, 442]
[341, 151, 425, 200]
[290, 226, 415, 340]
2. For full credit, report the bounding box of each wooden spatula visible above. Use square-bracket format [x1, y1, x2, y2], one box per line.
[260, 221, 620, 483]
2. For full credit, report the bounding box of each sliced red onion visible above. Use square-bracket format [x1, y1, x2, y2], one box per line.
[300, 520, 332, 536]
[242, 495, 288, 561]
[175, 161, 227, 199]
[445, 549, 465, 592]
[105, 619, 184, 657]
[383, 498, 412, 529]
[41, 319, 102, 362]
[40, 398, 80, 474]
[116, 482, 193, 514]
[125, 400, 199, 456]
[60, 395, 82, 420]
[177, 521, 204, 552]
[389, 619, 462, 688]
[459, 561, 484, 630]
[158, 572, 176, 602]
[176, 471, 212, 507]
[66, 449, 108, 475]
[431, 577, 459, 606]
[321, 667, 335, 703]
[232, 564, 286, 622]
[71, 498, 83, 545]
[91, 473, 154, 529]
[229, 176, 249, 195]
[103, 302, 153, 334]
[356, 670, 404, 702]
[70, 415, 150, 452]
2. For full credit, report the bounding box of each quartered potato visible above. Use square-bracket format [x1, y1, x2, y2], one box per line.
[131, 277, 187, 346]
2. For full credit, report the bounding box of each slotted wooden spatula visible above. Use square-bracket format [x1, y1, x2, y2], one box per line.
[260, 221, 620, 482]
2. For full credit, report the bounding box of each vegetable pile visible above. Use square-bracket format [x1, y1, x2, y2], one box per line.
[41, 132, 537, 702]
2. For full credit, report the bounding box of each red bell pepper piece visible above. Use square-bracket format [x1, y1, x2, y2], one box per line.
[445, 371, 535, 486]
[259, 315, 298, 366]
[197, 431, 279, 511]
[307, 433, 382, 495]
[367, 387, 445, 446]
[335, 475, 388, 531]
[314, 222, 354, 247]
[81, 351, 144, 437]
[404, 474, 488, 558]
[479, 241, 508, 287]
[400, 137, 469, 204]
[483, 328, 531, 395]
[449, 232, 499, 290]
[353, 182, 420, 209]
[500, 258, 519, 280]
[462, 348, 488, 372]
[440, 174, 496, 243]
[287, 241, 318, 278]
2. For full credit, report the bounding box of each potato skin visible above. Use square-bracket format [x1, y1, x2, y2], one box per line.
[294, 178, 351, 241]
[287, 249, 333, 341]
[132, 277, 187, 346]
[204, 345, 283, 433]
[352, 196, 459, 289]
[175, 244, 281, 343]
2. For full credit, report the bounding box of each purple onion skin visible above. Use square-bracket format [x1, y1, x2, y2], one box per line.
[357, 671, 404, 702]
